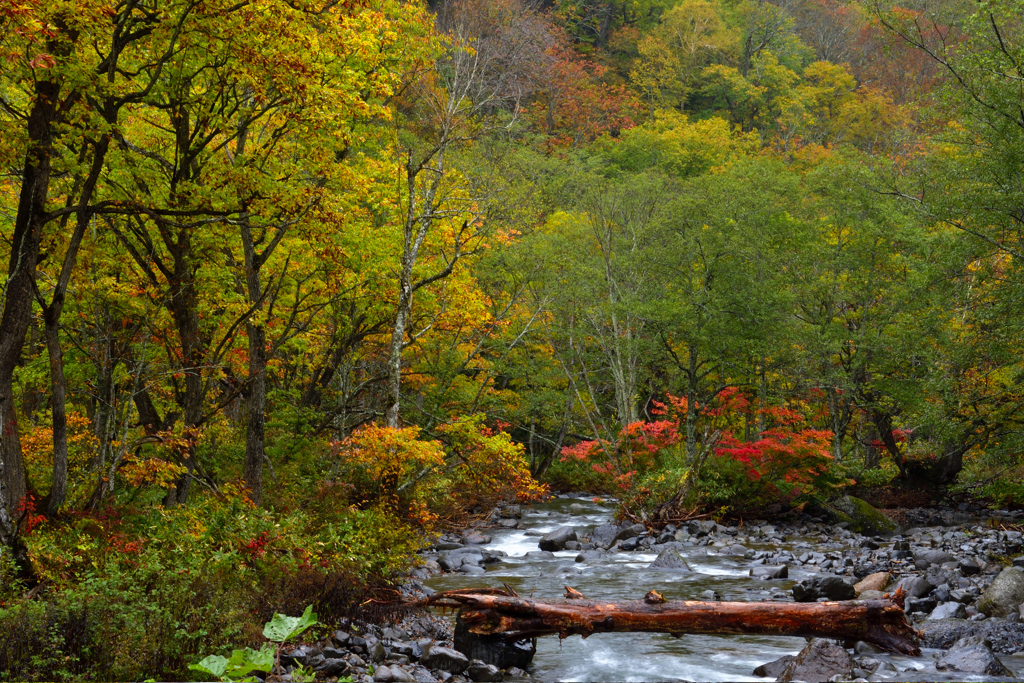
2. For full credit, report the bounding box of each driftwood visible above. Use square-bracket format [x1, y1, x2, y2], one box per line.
[422, 586, 921, 656]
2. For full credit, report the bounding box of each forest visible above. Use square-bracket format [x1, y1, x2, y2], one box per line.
[1, 0, 1024, 678]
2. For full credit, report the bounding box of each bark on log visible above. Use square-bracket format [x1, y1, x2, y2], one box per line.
[422, 587, 921, 656]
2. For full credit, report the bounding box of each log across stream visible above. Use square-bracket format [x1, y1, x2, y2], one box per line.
[422, 585, 921, 667]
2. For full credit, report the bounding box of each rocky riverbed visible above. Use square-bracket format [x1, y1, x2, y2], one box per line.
[280, 496, 1024, 682]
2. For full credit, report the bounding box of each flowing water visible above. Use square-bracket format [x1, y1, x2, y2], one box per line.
[425, 496, 1024, 682]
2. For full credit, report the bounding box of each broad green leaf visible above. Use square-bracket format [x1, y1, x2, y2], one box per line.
[263, 605, 317, 643]
[190, 655, 229, 678]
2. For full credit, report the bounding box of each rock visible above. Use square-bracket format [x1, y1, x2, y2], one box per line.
[454, 616, 535, 669]
[958, 558, 981, 575]
[589, 524, 620, 548]
[574, 550, 607, 563]
[699, 589, 721, 601]
[498, 518, 520, 529]
[750, 565, 788, 579]
[727, 544, 752, 557]
[935, 635, 1013, 676]
[824, 496, 897, 535]
[466, 660, 503, 682]
[523, 550, 554, 559]
[374, 665, 394, 682]
[539, 526, 576, 551]
[857, 590, 884, 599]
[752, 655, 795, 677]
[914, 549, 956, 570]
[390, 641, 422, 660]
[792, 575, 856, 602]
[907, 597, 938, 614]
[618, 536, 640, 551]
[649, 547, 692, 570]
[388, 667, 416, 683]
[688, 520, 716, 537]
[318, 659, 349, 677]
[977, 566, 1024, 617]
[499, 505, 521, 518]
[776, 638, 856, 682]
[1013, 556, 1024, 569]
[421, 646, 470, 674]
[929, 602, 967, 620]
[463, 532, 491, 545]
[853, 572, 891, 596]
[505, 666, 528, 679]
[589, 523, 638, 550]
[892, 576, 933, 599]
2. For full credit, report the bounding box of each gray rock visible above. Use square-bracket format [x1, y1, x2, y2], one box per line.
[317, 659, 349, 677]
[688, 519, 716, 537]
[463, 532, 491, 545]
[589, 523, 620, 549]
[373, 665, 394, 682]
[935, 635, 1012, 676]
[750, 564, 788, 579]
[420, 646, 470, 674]
[752, 655, 795, 677]
[699, 589, 721, 601]
[539, 526, 577, 551]
[914, 549, 956, 570]
[523, 551, 555, 560]
[977, 566, 1024, 617]
[958, 558, 981, 575]
[574, 549, 607, 563]
[388, 667, 416, 683]
[467, 660, 503, 682]
[792, 575, 856, 602]
[929, 602, 967, 620]
[727, 544, 752, 557]
[892, 576, 933, 599]
[618, 536, 640, 551]
[776, 638, 856, 682]
[649, 547, 692, 570]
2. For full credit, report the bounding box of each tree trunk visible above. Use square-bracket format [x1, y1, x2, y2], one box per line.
[43, 312, 69, 516]
[0, 72, 66, 525]
[240, 218, 267, 505]
[423, 588, 921, 656]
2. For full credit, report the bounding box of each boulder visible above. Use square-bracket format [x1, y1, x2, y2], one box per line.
[792, 575, 856, 602]
[539, 526, 577, 551]
[649, 547, 692, 570]
[935, 635, 1012, 676]
[752, 655, 795, 678]
[389, 667, 416, 683]
[824, 496, 897, 535]
[374, 665, 394, 682]
[858, 590, 884, 599]
[750, 565, 788, 579]
[892, 576, 933, 599]
[589, 524, 620, 549]
[317, 659, 349, 677]
[727, 544, 752, 557]
[914, 549, 956, 570]
[463, 532, 491, 545]
[977, 566, 1024, 617]
[776, 639, 856, 683]
[929, 602, 967, 620]
[421, 646, 470, 674]
[467, 660, 503, 682]
[853, 572, 891, 596]
[688, 519, 717, 537]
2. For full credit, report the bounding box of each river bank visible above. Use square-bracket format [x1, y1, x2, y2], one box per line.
[279, 495, 1024, 682]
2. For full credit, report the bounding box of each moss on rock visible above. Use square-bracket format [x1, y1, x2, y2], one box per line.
[825, 495, 898, 535]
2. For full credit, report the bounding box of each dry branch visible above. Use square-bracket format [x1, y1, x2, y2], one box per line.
[421, 587, 921, 655]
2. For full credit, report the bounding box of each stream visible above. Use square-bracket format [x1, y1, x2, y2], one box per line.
[424, 496, 1024, 682]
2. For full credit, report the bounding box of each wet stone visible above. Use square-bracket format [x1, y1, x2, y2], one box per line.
[752, 654, 795, 678]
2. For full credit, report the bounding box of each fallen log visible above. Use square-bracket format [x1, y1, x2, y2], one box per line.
[422, 586, 921, 658]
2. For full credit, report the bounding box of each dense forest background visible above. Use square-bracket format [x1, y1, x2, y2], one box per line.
[2, 0, 1024, 677]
